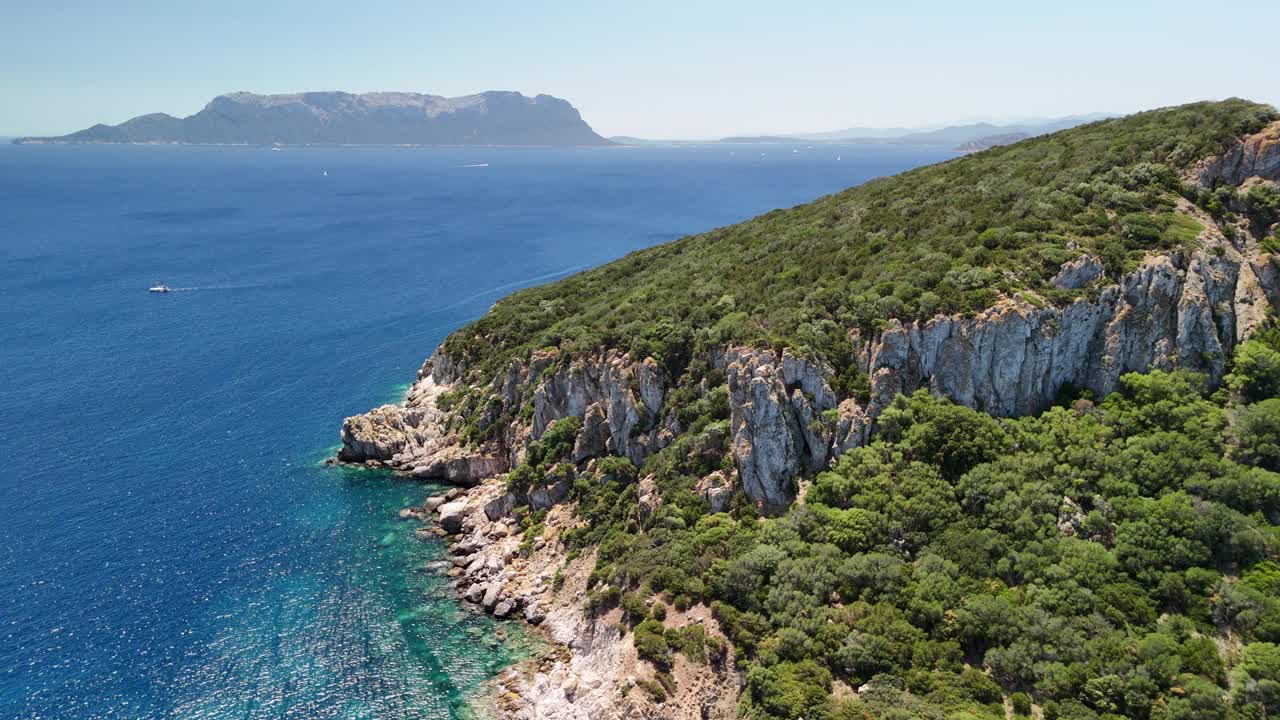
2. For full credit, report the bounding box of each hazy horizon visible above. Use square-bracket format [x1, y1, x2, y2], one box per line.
[3, 0, 1278, 138]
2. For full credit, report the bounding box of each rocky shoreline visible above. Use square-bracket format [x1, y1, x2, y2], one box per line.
[396, 475, 740, 720]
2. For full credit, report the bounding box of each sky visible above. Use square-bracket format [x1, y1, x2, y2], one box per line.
[2, 0, 1277, 138]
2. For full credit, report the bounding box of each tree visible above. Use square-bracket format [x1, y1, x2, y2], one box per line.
[1226, 338, 1280, 403]
[1232, 642, 1280, 715]
[1231, 399, 1280, 471]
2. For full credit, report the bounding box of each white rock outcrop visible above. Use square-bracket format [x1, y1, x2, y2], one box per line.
[1186, 120, 1280, 188]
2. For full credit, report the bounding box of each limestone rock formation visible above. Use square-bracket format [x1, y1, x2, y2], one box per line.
[1186, 120, 1280, 187]
[1049, 254, 1104, 290]
[721, 347, 837, 511]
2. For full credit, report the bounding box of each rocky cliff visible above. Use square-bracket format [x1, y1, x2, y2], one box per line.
[341, 187, 1280, 515]
[15, 91, 613, 147]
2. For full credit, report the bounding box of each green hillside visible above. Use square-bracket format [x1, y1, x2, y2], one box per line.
[443, 99, 1277, 384]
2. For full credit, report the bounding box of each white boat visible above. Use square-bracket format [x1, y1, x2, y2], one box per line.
[149, 283, 172, 293]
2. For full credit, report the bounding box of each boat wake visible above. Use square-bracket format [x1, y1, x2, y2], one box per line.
[149, 282, 270, 293]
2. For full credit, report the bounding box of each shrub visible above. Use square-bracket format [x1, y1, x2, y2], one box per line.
[633, 619, 671, 669]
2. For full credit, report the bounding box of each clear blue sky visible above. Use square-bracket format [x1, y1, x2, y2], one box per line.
[2, 0, 1277, 138]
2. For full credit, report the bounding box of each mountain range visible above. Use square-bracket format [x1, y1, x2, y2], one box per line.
[610, 113, 1114, 150]
[13, 91, 613, 147]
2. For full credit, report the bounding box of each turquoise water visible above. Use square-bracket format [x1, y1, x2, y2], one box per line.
[0, 141, 956, 718]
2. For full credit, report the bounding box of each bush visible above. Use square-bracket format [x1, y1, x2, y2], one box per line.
[633, 619, 671, 669]
[651, 601, 667, 622]
[635, 677, 666, 703]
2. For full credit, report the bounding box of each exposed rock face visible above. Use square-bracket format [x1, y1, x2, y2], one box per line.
[721, 347, 837, 511]
[529, 352, 668, 464]
[337, 369, 509, 485]
[1050, 254, 1104, 290]
[16, 90, 613, 147]
[1186, 120, 1280, 187]
[837, 235, 1274, 448]
[337, 404, 417, 462]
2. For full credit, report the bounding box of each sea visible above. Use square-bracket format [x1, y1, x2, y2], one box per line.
[0, 140, 956, 719]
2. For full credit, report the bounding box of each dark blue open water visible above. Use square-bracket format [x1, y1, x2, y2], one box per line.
[0, 142, 954, 719]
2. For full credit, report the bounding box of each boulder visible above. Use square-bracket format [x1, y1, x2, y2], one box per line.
[493, 599, 515, 618]
[449, 540, 479, 557]
[482, 583, 502, 611]
[524, 602, 546, 625]
[695, 471, 734, 513]
[410, 452, 507, 486]
[437, 499, 469, 534]
[337, 405, 413, 462]
[527, 477, 573, 511]
[484, 491, 517, 522]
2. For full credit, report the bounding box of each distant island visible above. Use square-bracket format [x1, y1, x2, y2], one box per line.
[13, 91, 613, 147]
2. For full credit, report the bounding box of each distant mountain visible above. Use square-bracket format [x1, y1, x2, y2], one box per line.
[892, 114, 1112, 145]
[793, 125, 930, 141]
[775, 113, 1115, 146]
[718, 135, 798, 144]
[15, 91, 613, 147]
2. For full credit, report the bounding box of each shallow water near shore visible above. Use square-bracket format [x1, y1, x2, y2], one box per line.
[0, 141, 955, 718]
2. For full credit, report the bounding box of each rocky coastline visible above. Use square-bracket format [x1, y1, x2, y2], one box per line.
[394, 475, 740, 720]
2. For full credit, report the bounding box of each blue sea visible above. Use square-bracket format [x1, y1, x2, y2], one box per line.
[0, 141, 955, 719]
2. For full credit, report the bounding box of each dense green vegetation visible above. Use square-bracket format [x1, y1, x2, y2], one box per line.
[443, 99, 1276, 382]
[558, 333, 1280, 719]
